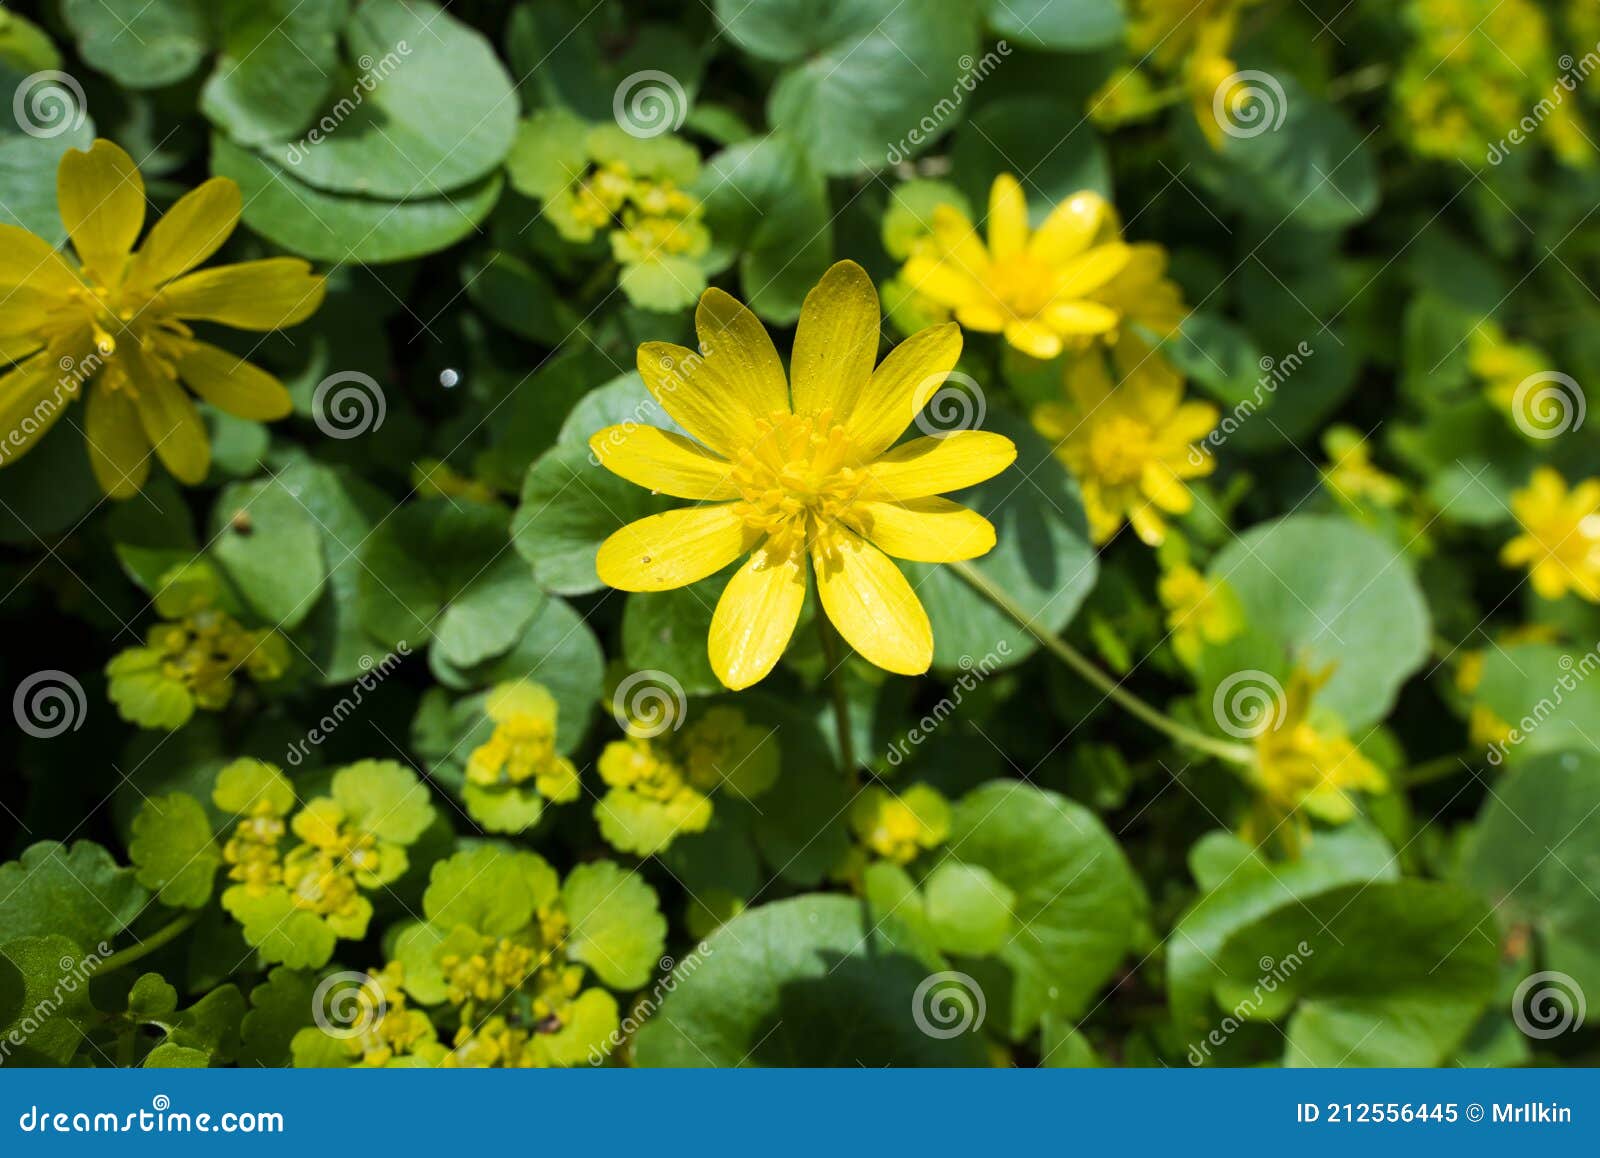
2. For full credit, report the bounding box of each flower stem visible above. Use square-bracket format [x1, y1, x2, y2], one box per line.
[815, 615, 859, 783]
[948, 560, 1254, 766]
[97, 910, 200, 977]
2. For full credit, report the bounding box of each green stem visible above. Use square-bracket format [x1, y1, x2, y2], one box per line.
[949, 560, 1254, 766]
[816, 616, 859, 783]
[97, 911, 200, 977]
[1400, 751, 1474, 789]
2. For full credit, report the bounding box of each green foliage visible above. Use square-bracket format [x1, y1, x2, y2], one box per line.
[4, 0, 1597, 1073]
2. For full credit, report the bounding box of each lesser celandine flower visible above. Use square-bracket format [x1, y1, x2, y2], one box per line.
[899, 175, 1130, 360]
[0, 139, 324, 497]
[1501, 467, 1600, 602]
[1031, 346, 1218, 545]
[591, 261, 1016, 690]
[1249, 669, 1385, 826]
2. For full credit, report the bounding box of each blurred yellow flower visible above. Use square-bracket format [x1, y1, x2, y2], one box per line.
[0, 139, 324, 496]
[592, 261, 1015, 689]
[1158, 563, 1242, 666]
[1322, 426, 1405, 508]
[1251, 668, 1386, 825]
[1032, 348, 1218, 545]
[899, 175, 1130, 359]
[850, 783, 951, 865]
[1501, 467, 1600, 602]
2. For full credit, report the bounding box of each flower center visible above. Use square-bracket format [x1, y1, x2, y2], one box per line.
[731, 410, 866, 559]
[1086, 414, 1154, 485]
[989, 252, 1057, 319]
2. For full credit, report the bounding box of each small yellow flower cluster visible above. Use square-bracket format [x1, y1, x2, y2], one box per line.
[105, 570, 289, 730]
[1157, 562, 1243, 668]
[595, 705, 778, 855]
[849, 784, 952, 868]
[560, 157, 709, 268]
[412, 458, 498, 505]
[461, 681, 581, 832]
[350, 965, 441, 1068]
[222, 793, 373, 924]
[1321, 426, 1406, 511]
[1502, 467, 1600, 602]
[1466, 321, 1557, 420]
[1248, 669, 1386, 839]
[1397, 0, 1591, 167]
[1091, 0, 1258, 148]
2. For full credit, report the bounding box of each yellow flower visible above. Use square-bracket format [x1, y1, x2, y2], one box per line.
[850, 784, 951, 865]
[1467, 320, 1552, 414]
[1322, 426, 1405, 508]
[1501, 467, 1600, 602]
[591, 261, 1016, 689]
[0, 139, 324, 496]
[1158, 563, 1242, 666]
[899, 175, 1130, 359]
[1251, 669, 1385, 824]
[1032, 347, 1218, 545]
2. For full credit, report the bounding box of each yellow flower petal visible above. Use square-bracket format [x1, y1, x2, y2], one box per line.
[0, 335, 43, 365]
[952, 301, 1006, 332]
[159, 258, 325, 330]
[1041, 300, 1120, 334]
[903, 253, 984, 310]
[57, 139, 144, 283]
[1003, 320, 1064, 359]
[847, 498, 996, 562]
[694, 288, 788, 413]
[84, 380, 150, 499]
[1028, 191, 1109, 265]
[0, 350, 75, 469]
[708, 545, 806, 690]
[1128, 502, 1167, 545]
[1141, 461, 1193, 514]
[863, 431, 1017, 500]
[1052, 242, 1132, 298]
[790, 260, 881, 420]
[590, 424, 739, 500]
[596, 504, 754, 592]
[813, 527, 932, 676]
[176, 342, 292, 421]
[929, 204, 990, 278]
[987, 174, 1029, 260]
[637, 341, 767, 458]
[133, 371, 209, 485]
[841, 322, 962, 459]
[0, 223, 83, 299]
[125, 177, 242, 290]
